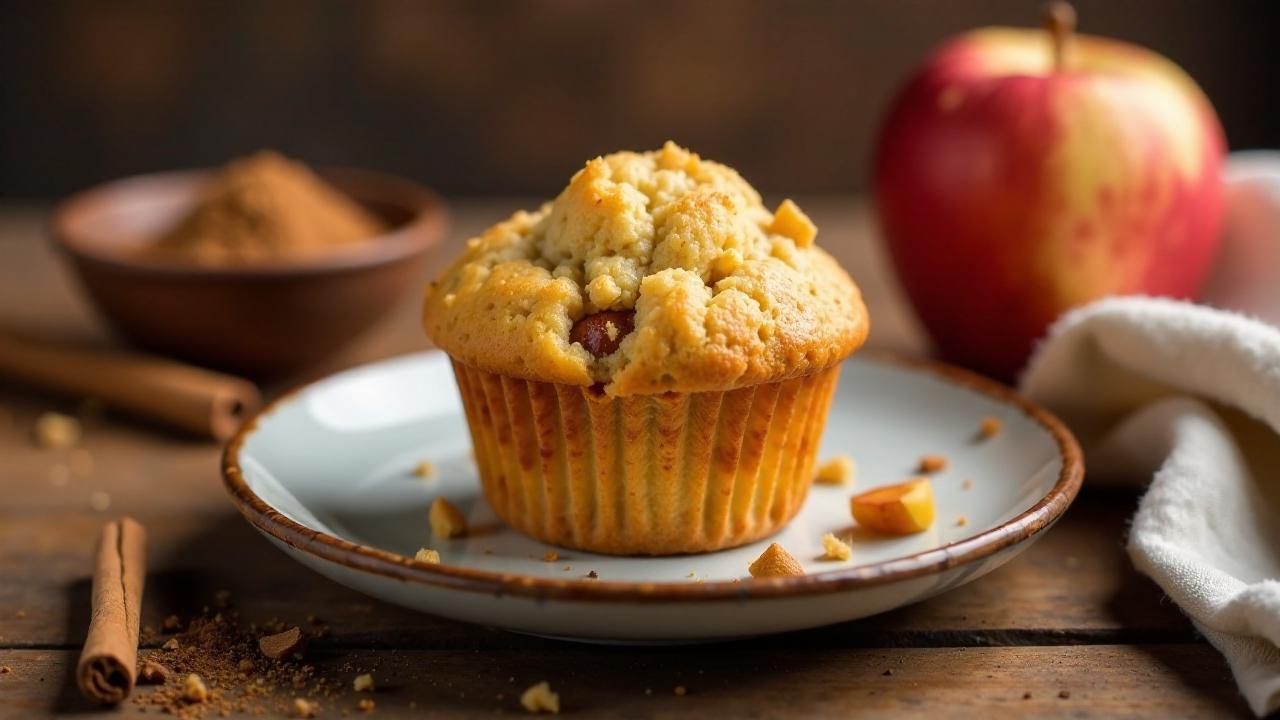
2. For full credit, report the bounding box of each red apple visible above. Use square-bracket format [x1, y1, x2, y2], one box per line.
[873, 3, 1225, 381]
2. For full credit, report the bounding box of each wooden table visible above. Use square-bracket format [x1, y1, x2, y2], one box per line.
[0, 200, 1251, 718]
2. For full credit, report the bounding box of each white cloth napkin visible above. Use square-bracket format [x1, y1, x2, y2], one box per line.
[1014, 152, 1280, 716]
[1020, 296, 1280, 716]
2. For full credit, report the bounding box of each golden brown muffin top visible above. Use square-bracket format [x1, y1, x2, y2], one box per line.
[424, 142, 868, 395]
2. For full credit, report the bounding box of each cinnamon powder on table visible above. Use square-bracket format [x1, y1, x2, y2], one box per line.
[142, 150, 385, 266]
[134, 611, 347, 719]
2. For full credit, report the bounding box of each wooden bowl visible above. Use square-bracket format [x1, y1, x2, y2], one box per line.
[51, 167, 446, 378]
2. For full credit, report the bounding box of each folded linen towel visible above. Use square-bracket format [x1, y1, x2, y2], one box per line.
[1021, 296, 1280, 716]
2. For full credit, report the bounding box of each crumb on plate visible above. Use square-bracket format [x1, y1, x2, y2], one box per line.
[430, 497, 467, 538]
[814, 455, 856, 486]
[820, 533, 852, 561]
[978, 416, 1002, 439]
[917, 454, 948, 474]
[748, 542, 804, 578]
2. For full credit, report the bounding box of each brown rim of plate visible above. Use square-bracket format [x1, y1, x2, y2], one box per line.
[49, 166, 449, 279]
[221, 352, 1084, 604]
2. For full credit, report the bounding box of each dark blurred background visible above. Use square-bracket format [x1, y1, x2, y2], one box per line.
[1, 0, 1274, 199]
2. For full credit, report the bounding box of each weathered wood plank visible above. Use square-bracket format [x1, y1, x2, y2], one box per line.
[0, 494, 1192, 650]
[0, 644, 1248, 719]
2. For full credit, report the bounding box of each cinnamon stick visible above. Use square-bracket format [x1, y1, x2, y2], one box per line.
[0, 330, 260, 441]
[77, 517, 147, 705]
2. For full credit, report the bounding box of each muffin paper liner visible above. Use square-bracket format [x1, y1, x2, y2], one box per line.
[451, 360, 841, 555]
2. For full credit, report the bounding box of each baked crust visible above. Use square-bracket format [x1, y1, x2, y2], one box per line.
[424, 142, 868, 395]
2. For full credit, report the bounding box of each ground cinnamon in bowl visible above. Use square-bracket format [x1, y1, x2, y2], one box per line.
[141, 151, 385, 266]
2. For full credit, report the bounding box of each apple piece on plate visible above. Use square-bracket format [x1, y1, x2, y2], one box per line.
[874, 1, 1225, 380]
[850, 477, 936, 535]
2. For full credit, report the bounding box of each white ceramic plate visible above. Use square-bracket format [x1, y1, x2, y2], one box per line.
[224, 352, 1081, 643]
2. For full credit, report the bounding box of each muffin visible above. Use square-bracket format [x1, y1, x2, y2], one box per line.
[424, 142, 868, 555]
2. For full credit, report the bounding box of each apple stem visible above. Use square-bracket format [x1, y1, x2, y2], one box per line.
[1042, 1, 1077, 71]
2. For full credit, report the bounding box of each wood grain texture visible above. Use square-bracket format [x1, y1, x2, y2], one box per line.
[0, 645, 1248, 718]
[0, 496, 1190, 651]
[3, 1, 1275, 198]
[0, 202, 1248, 718]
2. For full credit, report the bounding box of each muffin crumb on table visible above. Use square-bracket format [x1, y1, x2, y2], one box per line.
[34, 411, 80, 449]
[520, 681, 560, 714]
[138, 661, 170, 685]
[412, 459, 435, 479]
[182, 673, 209, 703]
[258, 626, 306, 660]
[414, 548, 440, 564]
[131, 602, 353, 717]
[293, 697, 320, 718]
